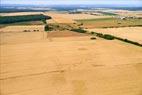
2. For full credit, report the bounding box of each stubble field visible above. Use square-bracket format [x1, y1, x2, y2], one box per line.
[0, 30, 142, 95]
[87, 27, 142, 44]
[44, 12, 112, 23]
[0, 11, 142, 95]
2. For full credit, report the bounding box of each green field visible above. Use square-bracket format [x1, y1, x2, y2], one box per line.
[76, 18, 142, 28]
[97, 11, 118, 16]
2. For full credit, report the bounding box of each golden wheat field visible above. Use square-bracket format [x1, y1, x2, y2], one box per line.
[0, 29, 142, 95]
[44, 12, 112, 23]
[0, 25, 44, 32]
[87, 27, 142, 44]
[0, 12, 42, 16]
[0, 8, 142, 95]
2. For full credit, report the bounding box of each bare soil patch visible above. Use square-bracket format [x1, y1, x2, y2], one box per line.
[47, 31, 89, 37]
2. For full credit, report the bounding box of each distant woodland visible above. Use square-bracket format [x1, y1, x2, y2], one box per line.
[0, 14, 51, 24]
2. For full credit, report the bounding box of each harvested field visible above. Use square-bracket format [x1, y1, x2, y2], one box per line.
[0, 20, 45, 27]
[0, 21, 44, 26]
[114, 10, 142, 17]
[0, 31, 88, 45]
[0, 32, 44, 45]
[0, 30, 142, 95]
[87, 27, 142, 44]
[0, 25, 44, 32]
[0, 12, 42, 16]
[44, 12, 112, 23]
[0, 12, 112, 24]
[47, 31, 88, 37]
[77, 18, 142, 28]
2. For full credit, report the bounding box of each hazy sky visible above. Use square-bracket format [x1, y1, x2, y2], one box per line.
[1, 0, 142, 6]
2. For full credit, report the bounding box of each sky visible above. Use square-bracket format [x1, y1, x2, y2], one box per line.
[1, 0, 142, 6]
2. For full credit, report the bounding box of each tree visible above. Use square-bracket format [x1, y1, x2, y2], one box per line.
[44, 25, 50, 31]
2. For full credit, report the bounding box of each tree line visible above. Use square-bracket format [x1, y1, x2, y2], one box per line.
[0, 14, 51, 24]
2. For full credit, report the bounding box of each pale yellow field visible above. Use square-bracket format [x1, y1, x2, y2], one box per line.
[0, 12, 112, 24]
[88, 27, 142, 44]
[0, 10, 142, 95]
[0, 12, 42, 16]
[44, 12, 112, 23]
[0, 31, 142, 95]
[0, 25, 44, 32]
[114, 10, 142, 17]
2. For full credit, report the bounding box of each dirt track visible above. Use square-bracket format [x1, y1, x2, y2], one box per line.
[0, 31, 142, 95]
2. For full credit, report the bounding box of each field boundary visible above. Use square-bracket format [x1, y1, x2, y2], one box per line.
[90, 31, 142, 47]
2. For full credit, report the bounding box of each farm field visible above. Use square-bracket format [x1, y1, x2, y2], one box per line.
[77, 18, 142, 28]
[87, 27, 142, 44]
[96, 10, 142, 17]
[114, 10, 142, 17]
[0, 31, 88, 45]
[0, 12, 42, 16]
[44, 12, 112, 23]
[0, 8, 142, 95]
[0, 21, 44, 26]
[0, 25, 44, 32]
[0, 31, 142, 95]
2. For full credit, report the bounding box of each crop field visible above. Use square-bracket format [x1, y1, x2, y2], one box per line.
[0, 31, 142, 95]
[114, 10, 142, 17]
[44, 12, 112, 23]
[0, 10, 142, 95]
[0, 12, 42, 16]
[96, 11, 118, 16]
[0, 25, 44, 32]
[0, 21, 44, 28]
[87, 27, 142, 44]
[76, 18, 142, 28]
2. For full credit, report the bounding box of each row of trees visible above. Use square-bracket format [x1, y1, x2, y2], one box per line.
[91, 31, 142, 46]
[0, 14, 51, 24]
[71, 28, 87, 33]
